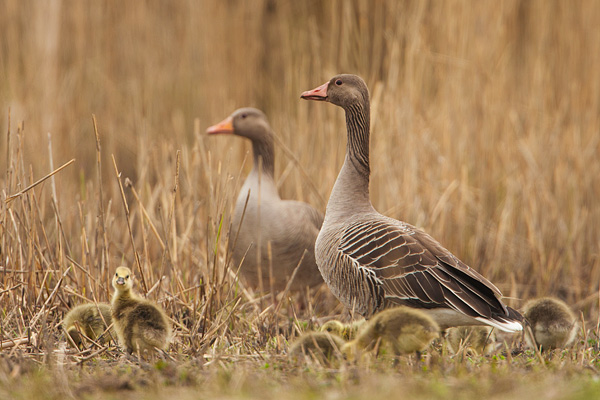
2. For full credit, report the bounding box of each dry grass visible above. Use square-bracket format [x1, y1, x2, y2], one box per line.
[1, 0, 600, 398]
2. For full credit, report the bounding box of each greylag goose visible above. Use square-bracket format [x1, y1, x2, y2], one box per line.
[207, 108, 324, 291]
[446, 326, 496, 355]
[111, 266, 172, 354]
[63, 303, 114, 348]
[522, 297, 578, 350]
[301, 74, 522, 332]
[320, 319, 365, 340]
[289, 331, 346, 364]
[342, 306, 439, 360]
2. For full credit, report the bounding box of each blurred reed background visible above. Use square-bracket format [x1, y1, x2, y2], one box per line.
[1, 0, 600, 351]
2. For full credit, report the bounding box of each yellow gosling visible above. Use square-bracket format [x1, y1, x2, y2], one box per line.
[343, 307, 439, 361]
[320, 319, 365, 341]
[63, 303, 114, 348]
[289, 332, 346, 364]
[111, 266, 172, 355]
[522, 297, 578, 351]
[446, 326, 496, 355]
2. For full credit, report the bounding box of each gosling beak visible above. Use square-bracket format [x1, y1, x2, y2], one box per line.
[116, 277, 125, 285]
[300, 81, 329, 101]
[206, 116, 234, 135]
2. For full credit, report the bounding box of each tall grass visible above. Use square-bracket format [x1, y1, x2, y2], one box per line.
[1, 0, 599, 384]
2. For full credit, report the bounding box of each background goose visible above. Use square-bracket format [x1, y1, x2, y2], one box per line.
[111, 266, 172, 354]
[301, 74, 522, 332]
[522, 297, 578, 350]
[207, 108, 324, 292]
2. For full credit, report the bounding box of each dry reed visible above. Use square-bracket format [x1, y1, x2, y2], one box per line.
[1, 0, 600, 397]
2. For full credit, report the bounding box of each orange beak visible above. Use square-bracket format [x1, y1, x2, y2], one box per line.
[206, 116, 234, 134]
[300, 81, 329, 101]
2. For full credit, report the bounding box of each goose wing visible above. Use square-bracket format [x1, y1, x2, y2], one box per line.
[338, 218, 510, 320]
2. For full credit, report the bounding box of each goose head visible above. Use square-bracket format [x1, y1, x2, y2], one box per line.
[207, 107, 272, 142]
[301, 74, 369, 109]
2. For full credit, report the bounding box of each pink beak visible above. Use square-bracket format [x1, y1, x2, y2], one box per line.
[300, 81, 329, 101]
[206, 116, 234, 135]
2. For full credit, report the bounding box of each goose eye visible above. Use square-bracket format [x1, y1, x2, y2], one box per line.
[335, 79, 343, 86]
[241, 113, 247, 119]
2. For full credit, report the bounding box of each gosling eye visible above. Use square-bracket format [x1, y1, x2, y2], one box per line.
[115, 273, 118, 277]
[241, 113, 247, 119]
[126, 275, 129, 279]
[335, 79, 343, 86]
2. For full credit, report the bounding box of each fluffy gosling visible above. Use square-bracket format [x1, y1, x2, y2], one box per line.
[63, 303, 115, 348]
[320, 319, 365, 341]
[522, 297, 578, 351]
[446, 326, 496, 355]
[289, 332, 346, 364]
[343, 307, 439, 361]
[111, 266, 172, 355]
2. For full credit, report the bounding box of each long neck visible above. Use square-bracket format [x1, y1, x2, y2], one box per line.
[251, 135, 275, 179]
[243, 132, 280, 201]
[345, 102, 371, 176]
[326, 100, 374, 218]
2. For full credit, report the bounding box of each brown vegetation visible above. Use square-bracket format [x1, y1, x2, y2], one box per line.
[1, 1, 599, 398]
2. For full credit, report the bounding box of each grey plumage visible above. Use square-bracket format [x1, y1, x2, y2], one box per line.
[301, 74, 522, 332]
[208, 108, 324, 291]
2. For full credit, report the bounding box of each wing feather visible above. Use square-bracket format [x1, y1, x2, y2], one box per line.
[338, 218, 510, 322]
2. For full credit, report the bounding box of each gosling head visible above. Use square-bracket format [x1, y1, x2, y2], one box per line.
[320, 320, 346, 337]
[112, 266, 133, 292]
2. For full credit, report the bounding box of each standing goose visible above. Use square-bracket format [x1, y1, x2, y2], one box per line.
[207, 108, 324, 291]
[301, 74, 522, 332]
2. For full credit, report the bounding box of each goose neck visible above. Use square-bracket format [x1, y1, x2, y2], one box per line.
[251, 136, 275, 179]
[326, 155, 373, 217]
[345, 102, 370, 176]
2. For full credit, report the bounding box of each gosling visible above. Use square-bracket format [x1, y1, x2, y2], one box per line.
[111, 266, 172, 355]
[522, 297, 578, 351]
[289, 332, 346, 364]
[446, 326, 496, 355]
[63, 303, 115, 348]
[320, 319, 365, 341]
[343, 307, 439, 361]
